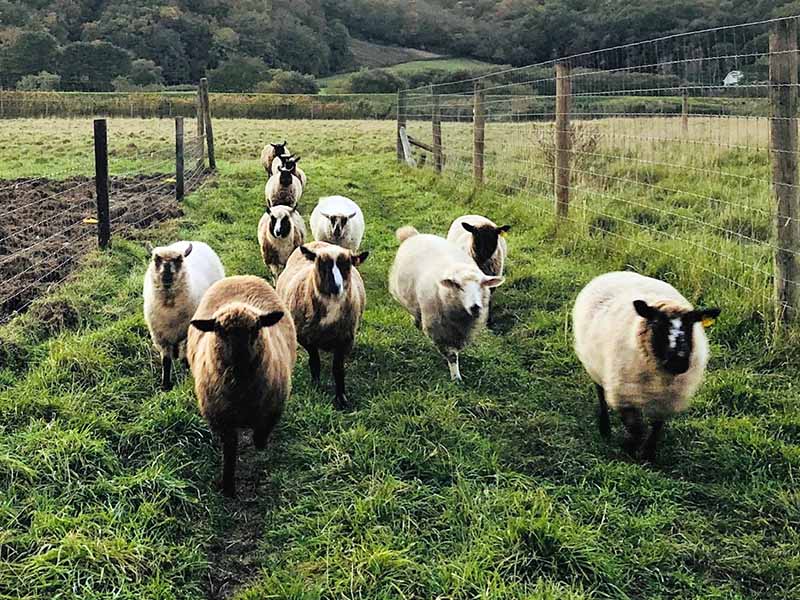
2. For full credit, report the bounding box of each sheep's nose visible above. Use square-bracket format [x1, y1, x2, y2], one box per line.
[470, 304, 481, 317]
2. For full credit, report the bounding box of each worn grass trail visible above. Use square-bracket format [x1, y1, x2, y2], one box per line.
[0, 120, 799, 599]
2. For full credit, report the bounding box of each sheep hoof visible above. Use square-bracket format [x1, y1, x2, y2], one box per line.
[161, 380, 173, 392]
[333, 394, 350, 411]
[215, 477, 237, 498]
[622, 436, 641, 457]
[597, 414, 611, 439]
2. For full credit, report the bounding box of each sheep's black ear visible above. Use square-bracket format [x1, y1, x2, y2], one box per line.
[183, 243, 193, 257]
[300, 245, 316, 261]
[498, 224, 511, 234]
[293, 155, 301, 163]
[259, 311, 284, 328]
[633, 300, 658, 320]
[689, 307, 721, 326]
[190, 319, 216, 332]
[461, 222, 477, 234]
[352, 251, 369, 266]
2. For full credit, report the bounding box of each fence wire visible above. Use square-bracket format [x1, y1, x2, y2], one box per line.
[401, 15, 800, 320]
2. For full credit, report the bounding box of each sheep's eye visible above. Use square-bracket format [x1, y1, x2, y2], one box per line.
[154, 257, 162, 267]
[341, 218, 348, 226]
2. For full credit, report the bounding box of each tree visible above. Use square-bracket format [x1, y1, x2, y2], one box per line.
[257, 70, 319, 94]
[345, 68, 406, 93]
[58, 41, 131, 91]
[2, 31, 58, 82]
[208, 56, 270, 92]
[129, 58, 164, 87]
[16, 71, 61, 91]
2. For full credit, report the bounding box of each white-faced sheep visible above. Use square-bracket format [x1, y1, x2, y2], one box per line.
[187, 275, 296, 497]
[446, 215, 510, 278]
[276, 241, 368, 410]
[310, 195, 365, 252]
[265, 157, 303, 209]
[257, 205, 307, 281]
[260, 140, 288, 175]
[272, 153, 307, 187]
[388, 226, 504, 382]
[143, 241, 225, 391]
[572, 271, 720, 460]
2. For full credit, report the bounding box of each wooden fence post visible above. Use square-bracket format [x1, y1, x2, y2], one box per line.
[681, 89, 689, 136]
[396, 90, 407, 162]
[93, 119, 110, 250]
[432, 87, 443, 173]
[770, 18, 800, 324]
[473, 81, 485, 185]
[175, 116, 184, 201]
[199, 78, 216, 170]
[555, 61, 572, 221]
[196, 83, 205, 168]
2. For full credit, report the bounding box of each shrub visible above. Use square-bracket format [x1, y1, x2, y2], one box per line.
[208, 57, 270, 92]
[16, 71, 61, 91]
[256, 70, 319, 94]
[345, 68, 407, 93]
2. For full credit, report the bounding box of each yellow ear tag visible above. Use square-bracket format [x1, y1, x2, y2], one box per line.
[499, 230, 508, 237]
[701, 317, 715, 328]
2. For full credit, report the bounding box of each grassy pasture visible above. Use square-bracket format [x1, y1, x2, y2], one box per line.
[0, 117, 799, 599]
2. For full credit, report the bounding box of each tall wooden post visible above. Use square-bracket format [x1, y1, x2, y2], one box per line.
[396, 90, 407, 162]
[682, 89, 689, 136]
[93, 119, 110, 250]
[555, 62, 572, 221]
[199, 78, 215, 170]
[473, 81, 485, 185]
[196, 83, 205, 168]
[770, 19, 800, 324]
[432, 87, 443, 173]
[175, 116, 185, 201]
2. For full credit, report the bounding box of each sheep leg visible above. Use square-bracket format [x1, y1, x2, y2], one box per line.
[221, 429, 238, 498]
[332, 350, 350, 410]
[161, 355, 172, 391]
[306, 346, 321, 385]
[641, 420, 665, 461]
[596, 384, 611, 438]
[620, 406, 645, 456]
[446, 351, 462, 382]
[253, 417, 278, 450]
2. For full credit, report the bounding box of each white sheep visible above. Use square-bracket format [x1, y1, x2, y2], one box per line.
[310, 195, 365, 251]
[446, 215, 510, 278]
[272, 153, 307, 187]
[257, 205, 307, 281]
[143, 241, 225, 391]
[187, 275, 296, 497]
[572, 271, 720, 460]
[265, 160, 303, 209]
[276, 241, 368, 410]
[260, 140, 287, 175]
[388, 226, 504, 381]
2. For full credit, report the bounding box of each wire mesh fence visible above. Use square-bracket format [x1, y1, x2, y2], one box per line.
[0, 85, 212, 324]
[400, 15, 800, 326]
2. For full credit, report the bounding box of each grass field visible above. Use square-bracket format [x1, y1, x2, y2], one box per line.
[1, 117, 799, 599]
[348, 39, 443, 70]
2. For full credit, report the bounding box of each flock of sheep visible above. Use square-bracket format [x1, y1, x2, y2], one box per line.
[141, 139, 722, 497]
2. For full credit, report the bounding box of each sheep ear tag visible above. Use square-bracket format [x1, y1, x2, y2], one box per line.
[701, 316, 716, 328]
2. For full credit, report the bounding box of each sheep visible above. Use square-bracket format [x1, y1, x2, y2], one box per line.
[260, 140, 288, 175]
[265, 159, 303, 209]
[446, 215, 510, 278]
[271, 153, 307, 187]
[257, 204, 307, 281]
[388, 226, 504, 382]
[572, 271, 720, 460]
[187, 275, 296, 497]
[309, 195, 365, 252]
[143, 241, 225, 391]
[276, 241, 368, 410]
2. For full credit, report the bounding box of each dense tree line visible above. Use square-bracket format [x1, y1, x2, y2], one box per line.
[0, 0, 796, 91]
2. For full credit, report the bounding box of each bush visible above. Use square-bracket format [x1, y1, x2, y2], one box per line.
[16, 71, 61, 91]
[208, 57, 270, 92]
[255, 70, 319, 94]
[345, 68, 407, 93]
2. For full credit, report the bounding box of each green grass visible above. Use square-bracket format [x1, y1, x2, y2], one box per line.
[348, 38, 443, 70]
[1, 118, 799, 599]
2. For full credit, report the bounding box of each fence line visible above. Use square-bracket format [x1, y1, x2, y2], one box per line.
[398, 15, 800, 327]
[0, 81, 215, 324]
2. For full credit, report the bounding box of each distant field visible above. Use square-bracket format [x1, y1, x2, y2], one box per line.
[1, 117, 798, 599]
[348, 38, 442, 69]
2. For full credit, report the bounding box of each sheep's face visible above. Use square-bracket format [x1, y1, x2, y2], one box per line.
[322, 211, 356, 240]
[439, 268, 505, 318]
[300, 244, 368, 297]
[462, 222, 510, 262]
[270, 141, 287, 156]
[268, 206, 294, 239]
[151, 243, 192, 288]
[278, 165, 295, 186]
[191, 304, 284, 361]
[634, 301, 721, 375]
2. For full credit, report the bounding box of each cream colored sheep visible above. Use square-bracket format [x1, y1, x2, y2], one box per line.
[309, 195, 365, 251]
[260, 140, 287, 175]
[276, 241, 368, 410]
[572, 271, 720, 459]
[143, 240, 224, 391]
[446, 215, 510, 277]
[272, 153, 307, 187]
[187, 275, 296, 497]
[265, 161, 303, 208]
[257, 205, 306, 281]
[388, 226, 504, 382]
